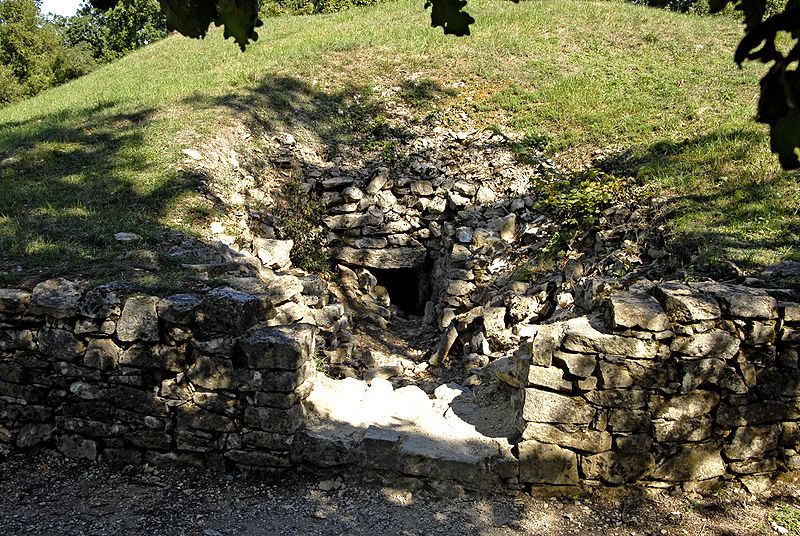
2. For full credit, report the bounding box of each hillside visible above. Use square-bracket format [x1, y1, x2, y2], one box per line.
[0, 0, 797, 290]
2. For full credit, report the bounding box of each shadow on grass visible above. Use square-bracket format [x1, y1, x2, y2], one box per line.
[598, 127, 800, 276]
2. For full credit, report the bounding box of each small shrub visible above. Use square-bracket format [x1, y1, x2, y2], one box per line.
[534, 168, 628, 228]
[272, 178, 330, 273]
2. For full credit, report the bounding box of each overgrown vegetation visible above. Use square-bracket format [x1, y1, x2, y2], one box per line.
[272, 179, 330, 273]
[259, 0, 393, 17]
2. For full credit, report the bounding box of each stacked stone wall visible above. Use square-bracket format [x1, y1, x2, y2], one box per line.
[513, 281, 800, 492]
[0, 277, 328, 472]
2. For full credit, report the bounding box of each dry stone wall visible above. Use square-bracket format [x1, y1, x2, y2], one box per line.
[512, 282, 800, 492]
[0, 274, 344, 472]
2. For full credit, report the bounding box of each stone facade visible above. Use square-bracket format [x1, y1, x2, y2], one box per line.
[0, 274, 342, 472]
[513, 283, 800, 491]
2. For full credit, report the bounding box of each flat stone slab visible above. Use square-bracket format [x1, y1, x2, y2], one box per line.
[298, 376, 518, 491]
[330, 246, 427, 269]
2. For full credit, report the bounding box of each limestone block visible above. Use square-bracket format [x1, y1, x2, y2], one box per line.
[196, 286, 270, 336]
[483, 307, 506, 336]
[29, 278, 84, 318]
[119, 344, 184, 371]
[599, 358, 666, 389]
[681, 359, 747, 394]
[38, 328, 86, 361]
[608, 292, 669, 332]
[724, 425, 780, 460]
[117, 296, 160, 342]
[652, 391, 720, 420]
[0, 289, 30, 314]
[411, 181, 434, 196]
[563, 317, 659, 358]
[716, 401, 800, 427]
[126, 429, 172, 450]
[0, 329, 35, 352]
[225, 450, 290, 468]
[233, 361, 315, 392]
[745, 320, 777, 345]
[521, 389, 595, 424]
[324, 211, 383, 230]
[157, 294, 201, 324]
[518, 440, 579, 485]
[77, 286, 121, 319]
[447, 280, 475, 297]
[241, 430, 293, 450]
[581, 451, 655, 484]
[670, 330, 740, 360]
[651, 442, 726, 481]
[585, 389, 648, 410]
[57, 434, 97, 460]
[653, 416, 713, 442]
[616, 434, 652, 453]
[553, 351, 596, 379]
[729, 458, 777, 474]
[526, 365, 572, 391]
[331, 246, 427, 269]
[16, 423, 53, 448]
[475, 185, 496, 205]
[655, 287, 721, 323]
[780, 302, 800, 323]
[239, 324, 316, 371]
[521, 422, 611, 453]
[244, 404, 305, 434]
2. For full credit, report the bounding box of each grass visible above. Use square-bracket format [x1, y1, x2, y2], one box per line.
[0, 0, 797, 288]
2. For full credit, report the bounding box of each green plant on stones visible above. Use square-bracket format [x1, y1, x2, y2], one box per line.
[535, 169, 628, 228]
[771, 504, 800, 535]
[272, 178, 330, 273]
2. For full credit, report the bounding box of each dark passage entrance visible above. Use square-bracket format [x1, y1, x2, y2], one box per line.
[372, 263, 432, 316]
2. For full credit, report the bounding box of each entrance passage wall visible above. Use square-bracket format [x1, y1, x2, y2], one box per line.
[0, 278, 319, 471]
[513, 281, 800, 492]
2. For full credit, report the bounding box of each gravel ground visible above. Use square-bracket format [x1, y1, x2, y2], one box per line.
[1, 450, 798, 536]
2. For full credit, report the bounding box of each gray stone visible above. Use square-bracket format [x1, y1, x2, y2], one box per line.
[57, 434, 97, 460]
[745, 320, 777, 345]
[656, 288, 721, 323]
[38, 328, 85, 361]
[724, 425, 780, 460]
[411, 181, 434, 196]
[729, 458, 777, 474]
[16, 423, 53, 448]
[157, 294, 201, 324]
[521, 423, 611, 452]
[69, 381, 102, 400]
[653, 417, 713, 442]
[29, 278, 84, 318]
[239, 324, 316, 371]
[608, 292, 669, 332]
[366, 167, 389, 194]
[518, 440, 578, 485]
[331, 246, 427, 269]
[507, 294, 539, 323]
[475, 185, 496, 205]
[83, 340, 118, 375]
[521, 389, 595, 424]
[652, 391, 720, 420]
[584, 389, 648, 409]
[342, 186, 364, 203]
[716, 401, 800, 426]
[244, 404, 305, 434]
[651, 442, 725, 481]
[483, 307, 506, 335]
[119, 344, 184, 371]
[324, 211, 383, 230]
[0, 289, 30, 314]
[781, 302, 800, 323]
[447, 280, 475, 297]
[599, 359, 666, 389]
[525, 366, 572, 391]
[681, 358, 747, 394]
[225, 450, 290, 468]
[581, 451, 655, 484]
[607, 409, 651, 432]
[177, 407, 235, 433]
[353, 237, 388, 249]
[616, 434, 652, 453]
[563, 317, 659, 358]
[670, 330, 740, 360]
[117, 296, 160, 342]
[77, 286, 121, 319]
[196, 287, 270, 336]
[429, 324, 459, 367]
[0, 329, 35, 352]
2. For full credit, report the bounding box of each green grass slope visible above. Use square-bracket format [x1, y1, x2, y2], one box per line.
[1, 0, 797, 288]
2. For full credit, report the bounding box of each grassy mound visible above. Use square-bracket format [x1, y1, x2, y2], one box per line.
[1, 0, 797, 289]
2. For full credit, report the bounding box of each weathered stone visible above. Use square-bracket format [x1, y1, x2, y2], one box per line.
[729, 458, 777, 474]
[608, 292, 669, 332]
[447, 280, 475, 297]
[599, 359, 666, 389]
[616, 434, 652, 453]
[177, 407, 235, 433]
[234, 361, 315, 393]
[241, 430, 293, 450]
[239, 324, 316, 371]
[563, 317, 659, 358]
[522, 389, 595, 424]
[745, 320, 776, 345]
[57, 434, 97, 460]
[117, 296, 160, 342]
[331, 246, 427, 269]
[717, 290, 778, 319]
[29, 278, 84, 318]
[781, 302, 800, 323]
[324, 211, 383, 230]
[525, 366, 572, 391]
[244, 404, 305, 434]
[518, 440, 578, 485]
[119, 344, 184, 371]
[38, 328, 85, 361]
[656, 287, 721, 323]
[196, 287, 270, 336]
[103, 448, 144, 465]
[521, 423, 611, 452]
[581, 451, 655, 484]
[717, 401, 800, 427]
[483, 307, 506, 335]
[507, 294, 539, 323]
[16, 423, 53, 448]
[652, 391, 720, 420]
[81, 339, 119, 371]
[653, 416, 713, 442]
[69, 381, 102, 400]
[102, 386, 169, 416]
[475, 185, 496, 205]
[651, 442, 725, 481]
[77, 286, 121, 319]
[585, 389, 647, 410]
[225, 450, 290, 468]
[552, 351, 596, 378]
[157, 294, 201, 324]
[0, 289, 30, 314]
[58, 417, 122, 437]
[681, 359, 747, 394]
[0, 329, 35, 352]
[366, 167, 389, 194]
[429, 324, 459, 367]
[782, 326, 800, 343]
[670, 330, 740, 360]
[724, 425, 780, 460]
[411, 181, 435, 196]
[342, 186, 364, 203]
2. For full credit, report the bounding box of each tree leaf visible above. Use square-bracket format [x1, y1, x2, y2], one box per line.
[159, 0, 217, 39]
[90, 0, 121, 9]
[425, 0, 475, 36]
[769, 111, 800, 169]
[215, 0, 262, 51]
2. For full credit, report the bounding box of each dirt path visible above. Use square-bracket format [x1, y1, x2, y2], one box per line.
[1, 450, 798, 536]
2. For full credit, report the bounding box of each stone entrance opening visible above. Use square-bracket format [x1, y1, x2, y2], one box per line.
[372, 264, 432, 316]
